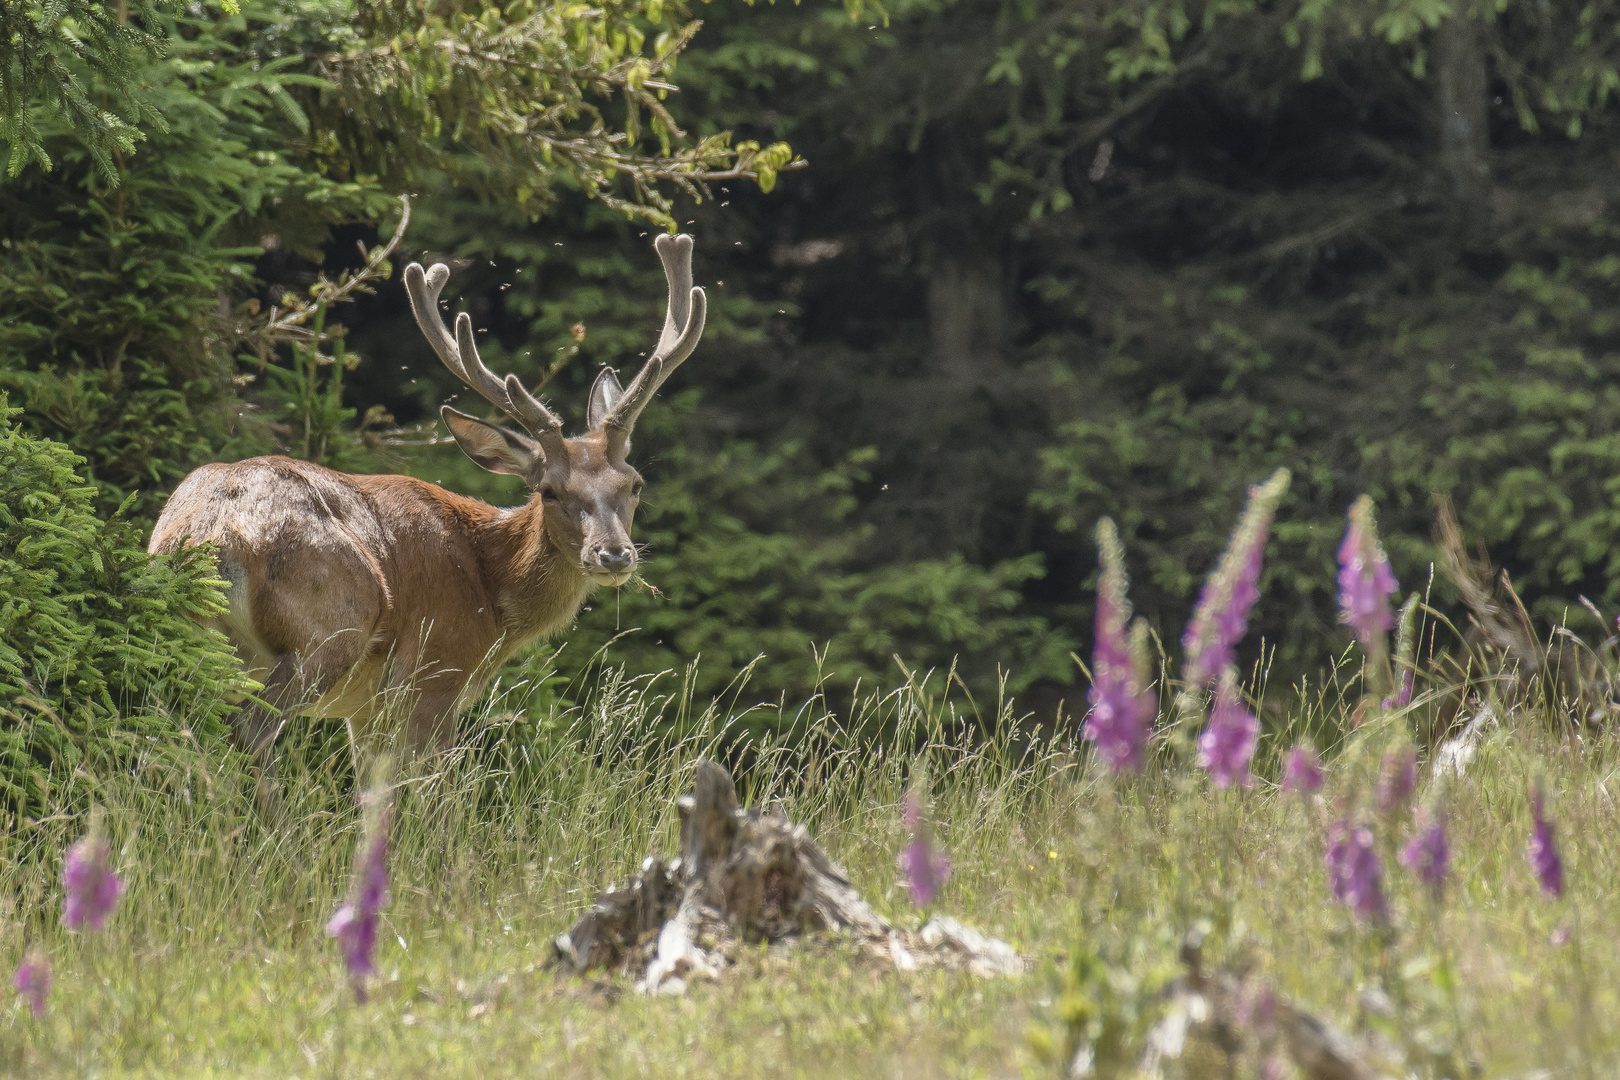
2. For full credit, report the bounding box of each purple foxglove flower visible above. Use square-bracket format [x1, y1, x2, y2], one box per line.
[1084, 518, 1153, 773]
[1338, 496, 1398, 645]
[900, 788, 951, 906]
[62, 833, 123, 931]
[327, 805, 392, 1001]
[1281, 744, 1324, 795]
[1526, 787, 1564, 900]
[902, 834, 951, 907]
[1198, 668, 1260, 789]
[1325, 820, 1386, 922]
[325, 903, 374, 986]
[1381, 668, 1414, 710]
[1182, 469, 1290, 688]
[12, 945, 50, 1018]
[1375, 746, 1418, 814]
[1400, 810, 1450, 900]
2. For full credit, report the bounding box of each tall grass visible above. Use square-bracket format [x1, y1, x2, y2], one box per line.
[0, 663, 1072, 1077]
[3, 652, 1620, 1078]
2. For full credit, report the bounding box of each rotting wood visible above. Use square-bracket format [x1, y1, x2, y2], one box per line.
[552, 760, 1024, 993]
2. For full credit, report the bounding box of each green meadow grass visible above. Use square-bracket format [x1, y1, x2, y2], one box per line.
[3, 664, 1619, 1078]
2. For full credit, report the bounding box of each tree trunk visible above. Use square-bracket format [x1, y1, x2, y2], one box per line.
[1436, 16, 1493, 249]
[926, 255, 1006, 383]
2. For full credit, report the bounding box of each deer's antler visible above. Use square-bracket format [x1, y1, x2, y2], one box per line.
[598, 234, 708, 455]
[404, 261, 568, 458]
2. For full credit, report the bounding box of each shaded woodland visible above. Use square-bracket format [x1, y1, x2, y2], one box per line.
[9, 0, 1620, 718]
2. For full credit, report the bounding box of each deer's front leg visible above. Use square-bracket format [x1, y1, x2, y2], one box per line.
[401, 684, 466, 759]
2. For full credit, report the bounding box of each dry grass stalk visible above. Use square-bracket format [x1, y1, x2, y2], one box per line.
[1430, 494, 1618, 740]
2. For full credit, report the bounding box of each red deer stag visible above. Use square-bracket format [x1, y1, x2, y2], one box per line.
[149, 234, 706, 798]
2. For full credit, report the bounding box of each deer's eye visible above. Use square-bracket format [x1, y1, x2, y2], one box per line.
[539, 486, 560, 502]
[631, 481, 644, 497]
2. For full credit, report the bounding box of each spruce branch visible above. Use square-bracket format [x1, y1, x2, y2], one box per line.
[0, 0, 177, 180]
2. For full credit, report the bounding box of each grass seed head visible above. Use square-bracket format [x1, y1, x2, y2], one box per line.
[1383, 595, 1421, 708]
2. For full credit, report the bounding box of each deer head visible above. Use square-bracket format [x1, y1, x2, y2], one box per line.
[404, 234, 707, 585]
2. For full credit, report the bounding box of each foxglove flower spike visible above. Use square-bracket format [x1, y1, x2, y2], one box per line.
[1400, 809, 1450, 901]
[1198, 667, 1260, 789]
[1338, 496, 1399, 646]
[62, 831, 123, 932]
[1526, 785, 1564, 900]
[1182, 469, 1290, 687]
[1375, 746, 1418, 815]
[899, 786, 951, 907]
[1084, 519, 1153, 772]
[327, 789, 394, 1001]
[12, 946, 50, 1018]
[1326, 820, 1387, 922]
[1281, 744, 1323, 795]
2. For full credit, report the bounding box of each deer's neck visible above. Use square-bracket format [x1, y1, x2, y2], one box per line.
[481, 497, 594, 650]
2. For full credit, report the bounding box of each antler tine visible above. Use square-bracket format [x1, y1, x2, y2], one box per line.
[504, 374, 565, 442]
[601, 234, 708, 441]
[404, 262, 462, 370]
[451, 312, 567, 449]
[406, 261, 566, 448]
[405, 261, 508, 415]
[653, 233, 695, 357]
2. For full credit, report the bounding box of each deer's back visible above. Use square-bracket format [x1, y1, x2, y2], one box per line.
[150, 456, 392, 558]
[150, 457, 506, 682]
[148, 457, 390, 671]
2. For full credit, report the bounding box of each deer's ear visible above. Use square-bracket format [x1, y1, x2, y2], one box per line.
[441, 406, 541, 476]
[587, 367, 624, 430]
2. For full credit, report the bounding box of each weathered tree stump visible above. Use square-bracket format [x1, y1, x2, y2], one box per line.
[553, 760, 1023, 993]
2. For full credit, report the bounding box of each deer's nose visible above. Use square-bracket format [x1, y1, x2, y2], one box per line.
[597, 545, 635, 572]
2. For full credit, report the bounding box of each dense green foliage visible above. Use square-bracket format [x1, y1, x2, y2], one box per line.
[624, 0, 1620, 689]
[362, 192, 1078, 701]
[16, 0, 1620, 715]
[0, 398, 248, 827]
[0, 0, 790, 513]
[357, 0, 1620, 703]
[0, 4, 395, 517]
[0, 0, 181, 178]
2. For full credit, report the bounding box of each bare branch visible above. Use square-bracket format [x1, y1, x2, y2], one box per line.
[236, 195, 413, 364]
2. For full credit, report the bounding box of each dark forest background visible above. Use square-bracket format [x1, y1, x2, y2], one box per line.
[10, 0, 1620, 723]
